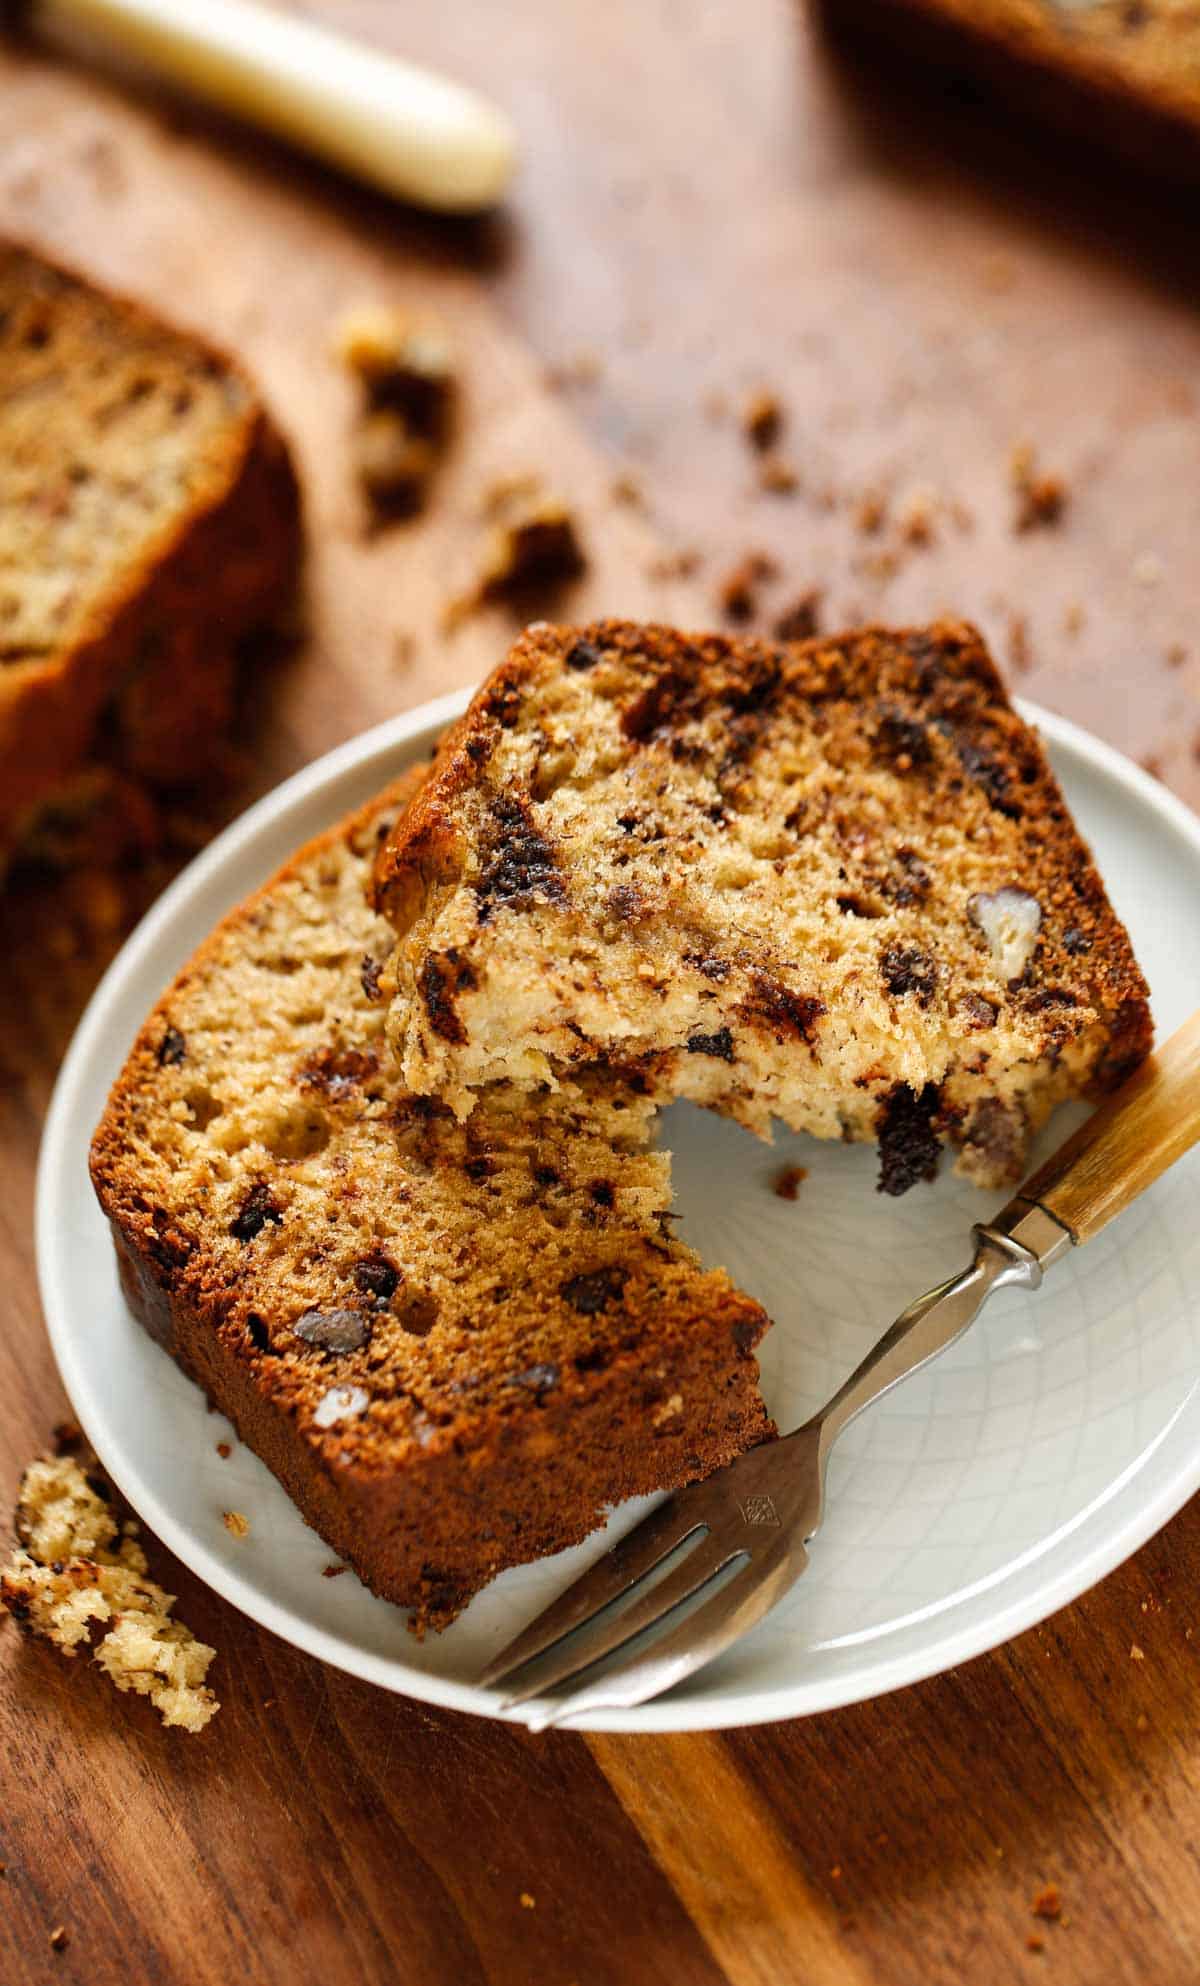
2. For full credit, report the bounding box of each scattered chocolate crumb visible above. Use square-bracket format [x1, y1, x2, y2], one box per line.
[1166, 641, 1188, 668]
[1008, 613, 1032, 674]
[1011, 444, 1068, 533]
[1026, 1934, 1045, 1954]
[717, 551, 778, 623]
[544, 349, 602, 389]
[335, 307, 456, 525]
[222, 1510, 250, 1539]
[1063, 602, 1085, 637]
[857, 547, 898, 584]
[322, 1563, 347, 1579]
[758, 454, 799, 495]
[446, 490, 586, 628]
[352, 414, 438, 518]
[648, 547, 702, 582]
[215, 1442, 232, 1460]
[52, 1421, 83, 1455]
[773, 1164, 808, 1201]
[393, 630, 416, 669]
[896, 487, 937, 546]
[773, 589, 822, 643]
[742, 388, 784, 452]
[854, 490, 887, 536]
[610, 471, 645, 509]
[1031, 1884, 1061, 1921]
[49, 1926, 68, 1953]
[1139, 755, 1164, 782]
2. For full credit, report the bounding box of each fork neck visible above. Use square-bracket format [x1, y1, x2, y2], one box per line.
[807, 1196, 1073, 1469]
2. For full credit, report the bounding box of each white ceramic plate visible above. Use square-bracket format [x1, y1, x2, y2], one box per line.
[37, 695, 1200, 1732]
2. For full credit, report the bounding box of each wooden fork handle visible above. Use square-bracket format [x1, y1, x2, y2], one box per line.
[1016, 1008, 1200, 1246]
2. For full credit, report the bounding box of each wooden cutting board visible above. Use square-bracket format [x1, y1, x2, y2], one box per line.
[2, 5, 1200, 1982]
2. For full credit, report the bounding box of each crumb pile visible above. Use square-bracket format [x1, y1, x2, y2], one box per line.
[335, 305, 456, 521]
[0, 1455, 217, 1732]
[374, 618, 1150, 1192]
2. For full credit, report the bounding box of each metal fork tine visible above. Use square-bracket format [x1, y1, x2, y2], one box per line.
[497, 1531, 745, 1709]
[477, 1494, 707, 1691]
[522, 1550, 800, 1732]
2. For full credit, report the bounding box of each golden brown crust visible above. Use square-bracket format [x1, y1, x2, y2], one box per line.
[90, 774, 773, 1632]
[0, 240, 301, 863]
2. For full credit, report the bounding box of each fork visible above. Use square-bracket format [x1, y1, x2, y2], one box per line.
[479, 1007, 1200, 1728]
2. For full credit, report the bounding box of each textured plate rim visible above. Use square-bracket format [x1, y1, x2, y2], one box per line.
[35, 693, 1200, 1733]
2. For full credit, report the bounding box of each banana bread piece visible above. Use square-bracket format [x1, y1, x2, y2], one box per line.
[825, 0, 1200, 177]
[0, 241, 300, 874]
[90, 772, 772, 1632]
[374, 618, 1150, 1192]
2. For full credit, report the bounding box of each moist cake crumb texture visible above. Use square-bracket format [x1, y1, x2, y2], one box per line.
[0, 240, 300, 875]
[374, 617, 1150, 1192]
[0, 1455, 218, 1732]
[90, 773, 773, 1633]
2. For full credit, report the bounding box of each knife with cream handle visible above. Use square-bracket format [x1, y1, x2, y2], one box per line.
[16, 0, 518, 212]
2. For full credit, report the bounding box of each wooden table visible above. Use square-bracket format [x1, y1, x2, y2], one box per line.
[3, 5, 1200, 1980]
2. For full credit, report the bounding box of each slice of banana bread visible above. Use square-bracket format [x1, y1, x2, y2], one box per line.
[374, 619, 1151, 1192]
[90, 771, 772, 1632]
[0, 241, 300, 874]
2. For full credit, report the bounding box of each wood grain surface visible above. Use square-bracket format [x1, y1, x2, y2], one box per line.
[3, 4, 1200, 1981]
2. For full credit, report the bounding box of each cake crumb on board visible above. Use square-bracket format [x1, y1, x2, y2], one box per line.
[445, 488, 586, 629]
[0, 1453, 218, 1732]
[648, 547, 702, 582]
[717, 551, 778, 623]
[222, 1510, 250, 1539]
[773, 1164, 808, 1201]
[758, 454, 798, 495]
[1011, 444, 1068, 534]
[1031, 1883, 1062, 1921]
[741, 388, 784, 452]
[334, 306, 456, 526]
[773, 590, 822, 643]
